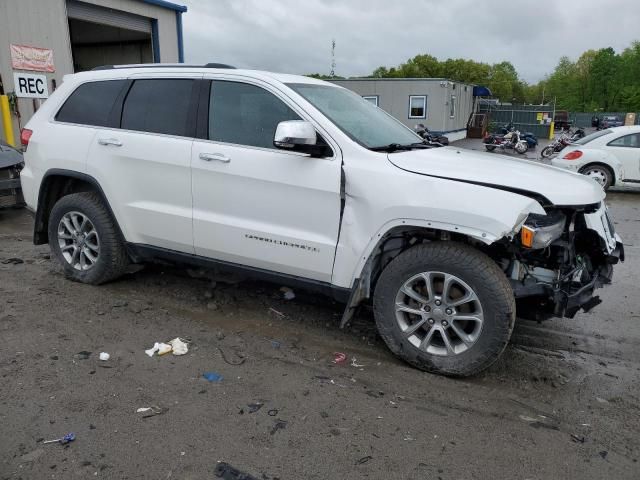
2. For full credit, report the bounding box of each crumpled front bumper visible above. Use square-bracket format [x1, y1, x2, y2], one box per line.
[555, 203, 624, 318]
[513, 203, 624, 319]
[559, 239, 623, 318]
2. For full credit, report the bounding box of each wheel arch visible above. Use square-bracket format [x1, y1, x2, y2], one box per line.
[34, 169, 123, 245]
[339, 221, 503, 327]
[579, 161, 617, 187]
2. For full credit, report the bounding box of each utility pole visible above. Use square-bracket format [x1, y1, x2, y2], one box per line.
[330, 39, 336, 78]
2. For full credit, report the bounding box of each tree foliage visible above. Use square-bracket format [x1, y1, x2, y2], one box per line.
[312, 40, 640, 111]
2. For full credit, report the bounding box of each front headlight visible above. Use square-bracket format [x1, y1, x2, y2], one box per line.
[520, 211, 566, 249]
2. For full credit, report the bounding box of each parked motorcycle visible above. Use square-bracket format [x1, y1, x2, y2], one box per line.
[415, 124, 449, 146]
[500, 123, 537, 149]
[484, 129, 528, 154]
[540, 128, 585, 159]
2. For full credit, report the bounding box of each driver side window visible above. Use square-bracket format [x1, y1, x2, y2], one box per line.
[208, 81, 301, 149]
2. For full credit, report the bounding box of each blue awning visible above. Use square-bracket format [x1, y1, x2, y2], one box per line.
[473, 86, 492, 97]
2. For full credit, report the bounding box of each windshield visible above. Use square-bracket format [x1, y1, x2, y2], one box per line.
[287, 83, 421, 149]
[574, 129, 611, 145]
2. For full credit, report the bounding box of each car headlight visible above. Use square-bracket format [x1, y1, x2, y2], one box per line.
[520, 211, 566, 249]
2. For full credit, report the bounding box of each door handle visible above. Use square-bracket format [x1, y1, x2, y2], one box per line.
[98, 138, 123, 147]
[199, 152, 231, 163]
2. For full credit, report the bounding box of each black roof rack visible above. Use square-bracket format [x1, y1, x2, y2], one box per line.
[91, 63, 236, 71]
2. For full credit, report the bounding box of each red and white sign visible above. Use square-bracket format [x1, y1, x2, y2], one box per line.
[10, 44, 55, 73]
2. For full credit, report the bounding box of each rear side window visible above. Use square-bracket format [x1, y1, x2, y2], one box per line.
[608, 133, 640, 148]
[209, 81, 301, 149]
[121, 79, 194, 137]
[55, 80, 126, 127]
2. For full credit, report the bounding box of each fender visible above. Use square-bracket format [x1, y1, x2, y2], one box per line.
[34, 169, 124, 244]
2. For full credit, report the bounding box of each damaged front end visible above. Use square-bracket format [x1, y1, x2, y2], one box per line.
[0, 141, 24, 209]
[498, 202, 624, 320]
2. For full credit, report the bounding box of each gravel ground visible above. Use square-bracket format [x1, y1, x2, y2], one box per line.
[1, 188, 639, 479]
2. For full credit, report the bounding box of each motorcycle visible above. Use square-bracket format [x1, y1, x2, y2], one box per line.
[415, 124, 449, 147]
[569, 127, 585, 140]
[540, 128, 585, 159]
[500, 123, 537, 149]
[484, 129, 528, 154]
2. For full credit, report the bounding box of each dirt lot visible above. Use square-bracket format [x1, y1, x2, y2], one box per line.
[1, 191, 639, 480]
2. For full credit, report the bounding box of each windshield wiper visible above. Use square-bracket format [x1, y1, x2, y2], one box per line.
[370, 142, 430, 153]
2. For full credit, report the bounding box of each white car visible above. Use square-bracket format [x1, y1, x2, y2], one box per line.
[551, 126, 640, 190]
[19, 64, 624, 376]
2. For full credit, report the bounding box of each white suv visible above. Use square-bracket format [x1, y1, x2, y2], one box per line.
[19, 64, 624, 376]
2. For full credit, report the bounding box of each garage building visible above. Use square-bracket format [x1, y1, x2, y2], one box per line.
[0, 0, 187, 144]
[331, 78, 475, 142]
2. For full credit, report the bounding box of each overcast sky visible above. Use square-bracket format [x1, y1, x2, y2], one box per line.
[181, 0, 638, 83]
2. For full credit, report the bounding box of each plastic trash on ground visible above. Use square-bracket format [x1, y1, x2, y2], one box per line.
[99, 352, 110, 361]
[168, 337, 188, 355]
[203, 371, 223, 382]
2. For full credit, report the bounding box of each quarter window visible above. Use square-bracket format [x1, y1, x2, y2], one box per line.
[55, 80, 126, 127]
[409, 95, 426, 119]
[363, 95, 379, 106]
[208, 81, 301, 149]
[121, 79, 194, 137]
[608, 133, 640, 148]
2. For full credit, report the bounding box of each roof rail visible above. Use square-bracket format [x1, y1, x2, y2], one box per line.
[91, 63, 236, 71]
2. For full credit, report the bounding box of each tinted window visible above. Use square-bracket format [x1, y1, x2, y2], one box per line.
[209, 81, 300, 149]
[121, 79, 194, 136]
[56, 80, 125, 126]
[608, 133, 640, 148]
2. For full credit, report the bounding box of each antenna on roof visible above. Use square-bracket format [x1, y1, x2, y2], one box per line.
[330, 39, 336, 78]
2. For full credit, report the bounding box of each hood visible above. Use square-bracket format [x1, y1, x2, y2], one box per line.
[0, 141, 23, 169]
[387, 147, 604, 206]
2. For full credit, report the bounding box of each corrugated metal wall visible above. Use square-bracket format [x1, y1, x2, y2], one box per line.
[479, 104, 554, 137]
[570, 112, 640, 128]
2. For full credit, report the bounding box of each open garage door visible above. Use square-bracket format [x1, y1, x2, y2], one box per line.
[66, 0, 156, 72]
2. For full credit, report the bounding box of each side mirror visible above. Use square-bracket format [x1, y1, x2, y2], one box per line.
[274, 120, 330, 157]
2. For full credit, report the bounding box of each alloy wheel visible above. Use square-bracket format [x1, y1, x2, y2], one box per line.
[57, 211, 101, 271]
[394, 271, 484, 356]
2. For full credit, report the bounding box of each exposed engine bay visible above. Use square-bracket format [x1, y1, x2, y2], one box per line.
[496, 202, 624, 319]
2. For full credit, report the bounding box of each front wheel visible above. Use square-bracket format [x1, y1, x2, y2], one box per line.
[373, 242, 516, 377]
[580, 164, 613, 190]
[48, 192, 129, 284]
[515, 142, 528, 154]
[540, 145, 555, 158]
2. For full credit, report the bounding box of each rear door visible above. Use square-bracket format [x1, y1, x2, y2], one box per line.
[86, 74, 200, 253]
[190, 78, 342, 282]
[607, 133, 640, 180]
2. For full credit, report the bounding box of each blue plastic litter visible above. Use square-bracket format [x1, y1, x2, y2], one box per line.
[203, 372, 223, 382]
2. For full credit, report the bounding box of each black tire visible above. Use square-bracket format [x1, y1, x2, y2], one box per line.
[540, 145, 555, 158]
[373, 242, 515, 377]
[485, 145, 496, 152]
[579, 164, 613, 191]
[48, 192, 129, 285]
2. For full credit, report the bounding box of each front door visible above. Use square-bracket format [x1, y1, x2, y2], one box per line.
[191, 79, 342, 282]
[608, 133, 640, 180]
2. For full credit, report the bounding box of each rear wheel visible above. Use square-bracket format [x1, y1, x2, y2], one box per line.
[373, 242, 515, 377]
[485, 145, 496, 152]
[580, 164, 613, 190]
[48, 192, 129, 284]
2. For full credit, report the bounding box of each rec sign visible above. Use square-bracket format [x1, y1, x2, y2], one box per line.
[13, 72, 49, 99]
